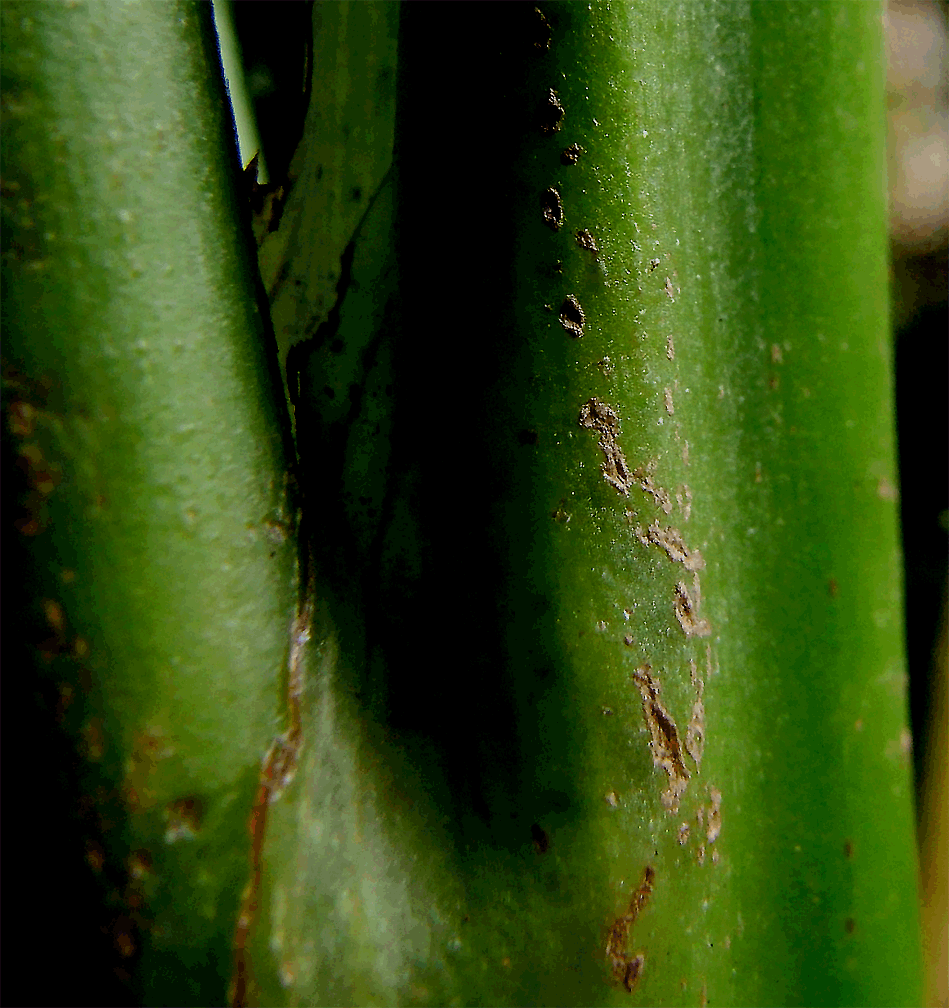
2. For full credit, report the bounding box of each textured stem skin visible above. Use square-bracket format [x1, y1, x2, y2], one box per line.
[2, 3, 297, 1005]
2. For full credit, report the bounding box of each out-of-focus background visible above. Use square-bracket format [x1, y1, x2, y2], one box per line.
[886, 3, 947, 1007]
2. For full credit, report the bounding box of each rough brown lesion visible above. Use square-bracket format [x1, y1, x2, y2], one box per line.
[560, 142, 583, 165]
[630, 463, 674, 514]
[673, 579, 711, 638]
[631, 665, 690, 812]
[634, 520, 705, 570]
[579, 397, 632, 495]
[560, 294, 585, 337]
[575, 228, 598, 253]
[606, 865, 654, 992]
[541, 187, 563, 230]
[230, 590, 313, 1008]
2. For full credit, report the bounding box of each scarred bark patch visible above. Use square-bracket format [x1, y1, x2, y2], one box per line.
[631, 664, 690, 812]
[579, 397, 632, 495]
[606, 865, 655, 992]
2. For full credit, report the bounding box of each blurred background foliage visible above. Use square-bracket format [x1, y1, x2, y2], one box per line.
[884, 7, 947, 1006]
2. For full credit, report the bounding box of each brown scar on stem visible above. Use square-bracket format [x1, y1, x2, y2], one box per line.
[631, 665, 690, 811]
[576, 228, 599, 254]
[664, 277, 676, 301]
[230, 583, 313, 1008]
[665, 333, 675, 360]
[631, 464, 674, 514]
[634, 520, 705, 570]
[552, 499, 571, 523]
[579, 398, 633, 496]
[674, 580, 711, 638]
[606, 865, 654, 992]
[560, 294, 585, 336]
[686, 659, 706, 768]
[706, 787, 722, 844]
[561, 142, 584, 165]
[541, 187, 563, 230]
[663, 388, 674, 415]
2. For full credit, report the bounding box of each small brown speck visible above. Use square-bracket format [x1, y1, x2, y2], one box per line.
[541, 187, 563, 230]
[165, 796, 204, 843]
[575, 229, 598, 253]
[665, 334, 675, 360]
[664, 277, 676, 301]
[530, 823, 549, 853]
[560, 143, 583, 165]
[771, 343, 783, 364]
[559, 295, 585, 337]
[648, 258, 661, 272]
[623, 635, 634, 646]
[828, 578, 838, 598]
[605, 791, 619, 808]
[677, 822, 690, 845]
[844, 840, 853, 859]
[845, 918, 856, 934]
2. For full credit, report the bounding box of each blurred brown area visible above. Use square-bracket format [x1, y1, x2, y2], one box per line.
[887, 3, 948, 1006]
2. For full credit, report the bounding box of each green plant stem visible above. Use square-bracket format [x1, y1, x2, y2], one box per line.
[2, 3, 298, 1004]
[251, 2, 921, 1005]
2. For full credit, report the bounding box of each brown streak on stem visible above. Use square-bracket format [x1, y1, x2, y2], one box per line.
[606, 865, 655, 992]
[229, 574, 314, 1007]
